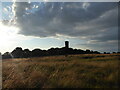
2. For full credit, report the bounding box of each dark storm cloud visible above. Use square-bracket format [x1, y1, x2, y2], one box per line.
[12, 2, 118, 48]
[60, 2, 117, 23]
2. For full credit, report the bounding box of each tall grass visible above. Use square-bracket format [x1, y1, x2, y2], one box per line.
[3, 54, 119, 88]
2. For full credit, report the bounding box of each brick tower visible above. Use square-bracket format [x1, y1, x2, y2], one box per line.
[65, 41, 69, 48]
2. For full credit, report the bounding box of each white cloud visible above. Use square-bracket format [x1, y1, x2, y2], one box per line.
[3, 8, 9, 12]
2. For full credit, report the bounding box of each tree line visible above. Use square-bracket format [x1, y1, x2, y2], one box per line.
[1, 47, 119, 59]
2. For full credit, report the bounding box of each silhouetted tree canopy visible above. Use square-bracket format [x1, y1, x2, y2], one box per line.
[2, 52, 12, 59]
[23, 49, 31, 58]
[2, 46, 116, 59]
[31, 49, 44, 57]
[11, 47, 24, 58]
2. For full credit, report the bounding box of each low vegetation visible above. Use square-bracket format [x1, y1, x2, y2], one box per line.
[3, 54, 119, 88]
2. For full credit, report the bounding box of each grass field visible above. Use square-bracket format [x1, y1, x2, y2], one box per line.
[2, 54, 119, 88]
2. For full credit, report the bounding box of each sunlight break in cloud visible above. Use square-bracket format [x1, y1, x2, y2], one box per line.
[0, 22, 35, 54]
[0, 22, 19, 48]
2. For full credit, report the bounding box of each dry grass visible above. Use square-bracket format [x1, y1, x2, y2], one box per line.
[2, 54, 119, 88]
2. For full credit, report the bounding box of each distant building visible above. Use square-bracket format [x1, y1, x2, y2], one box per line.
[65, 41, 69, 48]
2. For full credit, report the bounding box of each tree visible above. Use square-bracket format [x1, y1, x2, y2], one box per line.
[2, 52, 12, 59]
[104, 52, 107, 54]
[86, 49, 91, 54]
[31, 49, 43, 57]
[0, 52, 2, 60]
[23, 49, 31, 58]
[11, 47, 24, 58]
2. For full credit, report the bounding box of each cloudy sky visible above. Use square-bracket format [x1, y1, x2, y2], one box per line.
[0, 1, 118, 54]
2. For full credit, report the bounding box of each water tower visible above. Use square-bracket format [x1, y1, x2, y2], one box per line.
[65, 41, 69, 48]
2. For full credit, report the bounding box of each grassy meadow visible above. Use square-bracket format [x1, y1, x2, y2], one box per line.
[2, 54, 119, 88]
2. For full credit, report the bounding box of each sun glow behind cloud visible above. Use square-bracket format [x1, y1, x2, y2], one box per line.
[0, 22, 33, 54]
[0, 22, 19, 48]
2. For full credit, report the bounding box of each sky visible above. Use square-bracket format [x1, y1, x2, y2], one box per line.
[0, 1, 119, 54]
